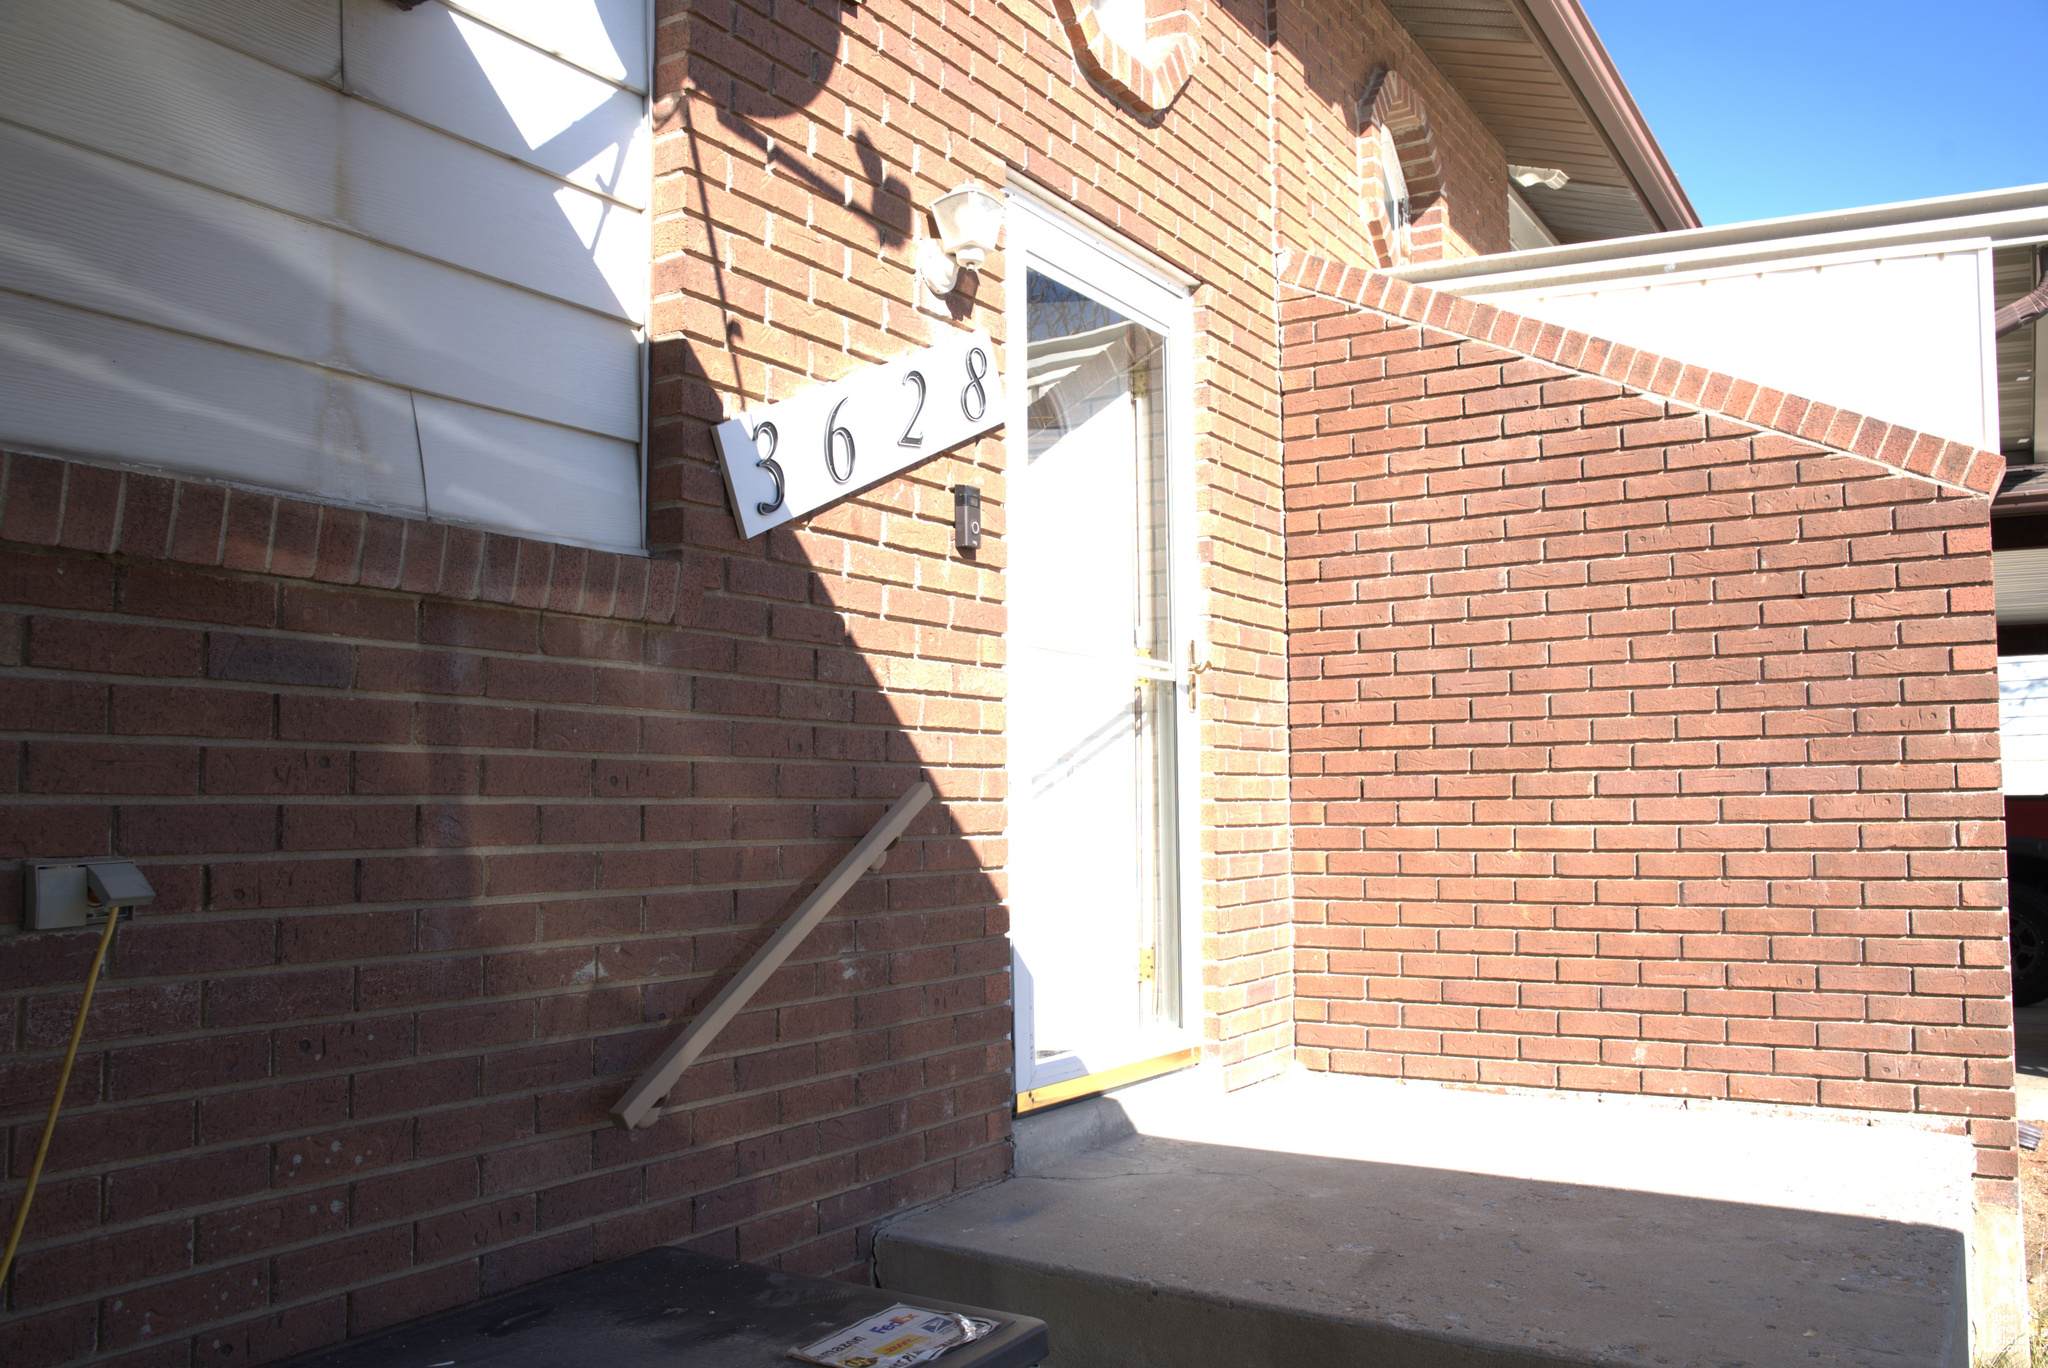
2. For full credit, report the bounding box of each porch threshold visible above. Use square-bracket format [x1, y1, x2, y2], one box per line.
[1016, 1047, 1202, 1115]
[877, 1068, 1973, 1367]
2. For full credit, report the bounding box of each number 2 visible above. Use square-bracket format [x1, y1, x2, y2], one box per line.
[899, 370, 926, 448]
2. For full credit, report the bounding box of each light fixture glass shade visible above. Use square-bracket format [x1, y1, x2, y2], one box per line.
[930, 183, 1006, 272]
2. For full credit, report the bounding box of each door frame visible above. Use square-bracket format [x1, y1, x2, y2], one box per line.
[1003, 181, 1204, 1105]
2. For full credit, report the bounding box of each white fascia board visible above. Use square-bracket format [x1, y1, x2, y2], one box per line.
[1398, 184, 2048, 293]
[1409, 210, 2048, 301]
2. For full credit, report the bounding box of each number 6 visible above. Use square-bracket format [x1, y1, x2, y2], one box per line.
[825, 397, 856, 484]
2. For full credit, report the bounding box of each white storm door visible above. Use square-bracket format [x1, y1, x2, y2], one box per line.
[1006, 191, 1195, 1101]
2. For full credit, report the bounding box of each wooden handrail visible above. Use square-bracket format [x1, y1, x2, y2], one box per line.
[609, 781, 935, 1130]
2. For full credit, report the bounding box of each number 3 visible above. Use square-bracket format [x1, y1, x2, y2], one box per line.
[751, 421, 783, 515]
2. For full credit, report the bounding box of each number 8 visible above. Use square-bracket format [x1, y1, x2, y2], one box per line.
[960, 347, 989, 421]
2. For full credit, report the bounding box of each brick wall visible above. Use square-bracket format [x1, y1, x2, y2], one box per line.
[642, 0, 1510, 1088]
[1273, 0, 1509, 267]
[0, 0, 1531, 1361]
[0, 455, 1009, 1366]
[1279, 259, 2018, 1203]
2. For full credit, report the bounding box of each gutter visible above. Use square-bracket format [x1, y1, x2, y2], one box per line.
[1510, 0, 1701, 233]
[1394, 182, 2048, 290]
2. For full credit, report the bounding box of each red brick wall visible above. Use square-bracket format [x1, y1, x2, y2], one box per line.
[0, 0, 1529, 1361]
[1279, 261, 2018, 1202]
[1273, 0, 1510, 267]
[644, 0, 1512, 1089]
[0, 455, 1009, 1366]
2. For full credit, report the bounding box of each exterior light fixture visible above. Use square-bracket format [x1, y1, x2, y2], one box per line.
[919, 183, 1006, 295]
[1508, 164, 1569, 191]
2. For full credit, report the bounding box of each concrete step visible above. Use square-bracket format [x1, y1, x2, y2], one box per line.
[876, 1070, 1973, 1367]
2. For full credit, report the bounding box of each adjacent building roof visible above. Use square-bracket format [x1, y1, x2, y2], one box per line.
[1384, 0, 1699, 241]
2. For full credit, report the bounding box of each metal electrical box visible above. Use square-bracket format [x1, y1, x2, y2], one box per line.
[25, 859, 155, 931]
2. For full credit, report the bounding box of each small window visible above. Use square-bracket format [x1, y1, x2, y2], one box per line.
[1378, 125, 1412, 238]
[1059, 0, 1201, 115]
[1356, 68, 1444, 267]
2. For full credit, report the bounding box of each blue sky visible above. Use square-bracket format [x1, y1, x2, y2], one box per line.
[1580, 0, 2048, 226]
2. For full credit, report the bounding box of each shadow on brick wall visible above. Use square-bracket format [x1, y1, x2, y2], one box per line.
[0, 450, 1011, 1368]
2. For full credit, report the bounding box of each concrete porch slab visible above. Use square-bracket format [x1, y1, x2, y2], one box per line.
[877, 1069, 1974, 1367]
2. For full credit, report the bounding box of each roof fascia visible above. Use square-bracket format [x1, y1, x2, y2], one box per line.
[1393, 183, 2048, 288]
[1505, 0, 1701, 233]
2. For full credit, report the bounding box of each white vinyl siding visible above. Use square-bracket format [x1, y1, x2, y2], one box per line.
[0, 0, 649, 553]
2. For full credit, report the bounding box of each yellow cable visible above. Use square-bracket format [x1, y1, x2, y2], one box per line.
[0, 907, 121, 1292]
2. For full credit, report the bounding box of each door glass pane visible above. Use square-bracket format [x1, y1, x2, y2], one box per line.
[1012, 267, 1180, 1071]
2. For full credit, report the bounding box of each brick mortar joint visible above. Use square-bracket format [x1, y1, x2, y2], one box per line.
[1277, 260, 2002, 503]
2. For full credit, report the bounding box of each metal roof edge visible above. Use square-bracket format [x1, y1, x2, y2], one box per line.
[1391, 182, 2048, 288]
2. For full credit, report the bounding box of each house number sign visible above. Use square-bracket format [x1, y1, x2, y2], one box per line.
[712, 329, 1005, 541]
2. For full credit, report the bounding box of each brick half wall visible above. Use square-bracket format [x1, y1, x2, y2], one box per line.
[1278, 260, 2018, 1198]
[0, 454, 1010, 1368]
